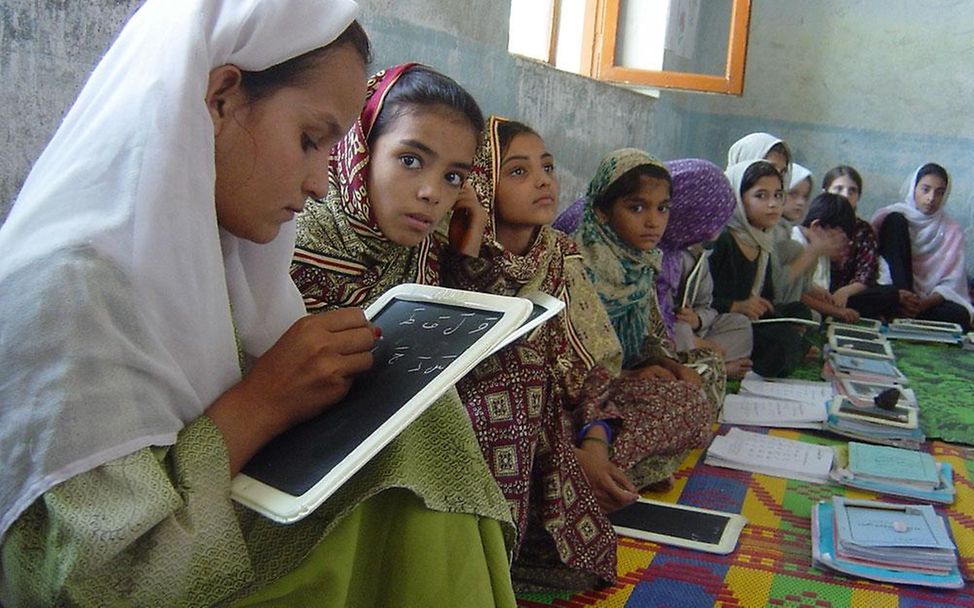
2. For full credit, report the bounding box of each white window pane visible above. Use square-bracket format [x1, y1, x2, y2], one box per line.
[509, 0, 555, 61]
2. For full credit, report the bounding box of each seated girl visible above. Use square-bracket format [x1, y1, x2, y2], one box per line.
[871, 163, 973, 330]
[783, 163, 813, 226]
[726, 131, 791, 179]
[726, 134, 844, 305]
[790, 193, 860, 323]
[821, 165, 902, 320]
[0, 5, 517, 607]
[571, 149, 726, 408]
[711, 160, 813, 378]
[444, 119, 713, 514]
[657, 158, 753, 379]
[290, 66, 616, 592]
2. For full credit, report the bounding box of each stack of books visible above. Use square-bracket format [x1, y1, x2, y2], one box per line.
[812, 497, 963, 588]
[822, 395, 924, 449]
[823, 352, 908, 385]
[885, 319, 963, 344]
[830, 442, 955, 504]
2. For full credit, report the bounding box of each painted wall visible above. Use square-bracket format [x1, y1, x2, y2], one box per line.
[667, 0, 974, 275]
[3, 0, 972, 281]
[0, 0, 671, 221]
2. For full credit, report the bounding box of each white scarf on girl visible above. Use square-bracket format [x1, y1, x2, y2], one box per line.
[725, 160, 776, 297]
[870, 165, 972, 318]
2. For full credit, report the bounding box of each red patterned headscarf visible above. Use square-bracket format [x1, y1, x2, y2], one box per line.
[292, 63, 443, 311]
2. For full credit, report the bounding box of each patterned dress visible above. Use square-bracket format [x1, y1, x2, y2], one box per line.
[443, 119, 715, 589]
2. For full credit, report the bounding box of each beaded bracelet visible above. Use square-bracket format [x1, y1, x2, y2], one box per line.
[576, 419, 613, 446]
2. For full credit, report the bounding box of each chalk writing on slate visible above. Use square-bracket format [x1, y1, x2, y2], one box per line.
[242, 299, 501, 497]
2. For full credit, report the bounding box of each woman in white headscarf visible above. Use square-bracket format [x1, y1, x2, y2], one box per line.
[871, 163, 972, 330]
[0, 1, 516, 606]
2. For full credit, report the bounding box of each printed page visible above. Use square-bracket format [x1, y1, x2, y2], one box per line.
[706, 428, 834, 482]
[740, 372, 833, 405]
[720, 394, 827, 427]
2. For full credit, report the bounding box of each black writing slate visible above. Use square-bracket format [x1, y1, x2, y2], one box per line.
[609, 502, 730, 544]
[242, 298, 501, 497]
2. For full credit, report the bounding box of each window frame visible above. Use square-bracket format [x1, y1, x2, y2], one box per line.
[589, 0, 753, 95]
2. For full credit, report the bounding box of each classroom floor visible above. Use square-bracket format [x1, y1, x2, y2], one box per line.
[516, 341, 974, 608]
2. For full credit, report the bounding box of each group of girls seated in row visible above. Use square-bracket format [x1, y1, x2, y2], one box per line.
[2, 2, 969, 603]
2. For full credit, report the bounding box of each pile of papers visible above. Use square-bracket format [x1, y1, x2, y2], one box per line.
[720, 373, 831, 429]
[704, 427, 835, 484]
[812, 497, 962, 588]
[831, 442, 955, 504]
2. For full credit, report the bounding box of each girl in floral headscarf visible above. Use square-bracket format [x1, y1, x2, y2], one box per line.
[574, 150, 726, 406]
[657, 159, 753, 379]
[444, 118, 714, 589]
[292, 66, 614, 594]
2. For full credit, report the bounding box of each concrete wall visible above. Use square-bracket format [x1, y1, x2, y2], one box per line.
[0, 0, 670, 220]
[3, 0, 972, 280]
[667, 0, 974, 273]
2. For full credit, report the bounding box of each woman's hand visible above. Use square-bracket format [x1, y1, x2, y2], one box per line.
[692, 336, 726, 358]
[675, 306, 701, 330]
[663, 359, 703, 387]
[835, 307, 860, 323]
[573, 443, 638, 513]
[898, 289, 921, 317]
[448, 182, 488, 257]
[207, 307, 376, 474]
[805, 285, 834, 305]
[730, 296, 774, 320]
[806, 224, 848, 259]
[623, 364, 677, 381]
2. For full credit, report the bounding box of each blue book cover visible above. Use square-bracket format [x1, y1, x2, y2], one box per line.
[848, 442, 940, 486]
[812, 501, 964, 589]
[831, 497, 955, 550]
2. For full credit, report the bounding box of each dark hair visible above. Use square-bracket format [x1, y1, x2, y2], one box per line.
[740, 160, 784, 196]
[593, 163, 671, 212]
[239, 20, 371, 102]
[802, 192, 856, 238]
[916, 162, 949, 187]
[496, 120, 540, 159]
[368, 66, 485, 146]
[821, 165, 863, 194]
[767, 141, 792, 167]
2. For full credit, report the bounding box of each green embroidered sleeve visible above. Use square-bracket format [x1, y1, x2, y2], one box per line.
[1, 417, 254, 608]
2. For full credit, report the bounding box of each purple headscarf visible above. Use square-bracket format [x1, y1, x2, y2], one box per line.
[656, 159, 737, 333]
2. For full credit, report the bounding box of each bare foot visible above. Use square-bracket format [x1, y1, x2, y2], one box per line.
[724, 358, 752, 380]
[803, 345, 821, 362]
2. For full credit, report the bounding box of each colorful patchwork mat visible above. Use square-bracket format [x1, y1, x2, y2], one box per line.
[517, 431, 974, 608]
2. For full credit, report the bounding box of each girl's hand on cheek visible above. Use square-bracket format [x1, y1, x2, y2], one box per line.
[448, 183, 487, 257]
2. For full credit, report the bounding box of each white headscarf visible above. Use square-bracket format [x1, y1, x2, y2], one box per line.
[725, 160, 778, 296]
[782, 162, 813, 228]
[788, 163, 812, 192]
[870, 165, 972, 317]
[0, 0, 359, 541]
[726, 131, 791, 187]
